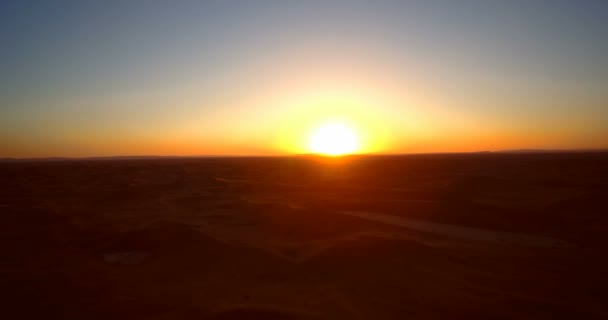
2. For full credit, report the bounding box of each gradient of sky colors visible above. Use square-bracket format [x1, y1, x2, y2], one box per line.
[1, 0, 607, 157]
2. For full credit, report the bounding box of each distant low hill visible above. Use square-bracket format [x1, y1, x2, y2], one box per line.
[495, 148, 608, 154]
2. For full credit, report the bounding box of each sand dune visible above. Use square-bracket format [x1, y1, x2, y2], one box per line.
[1, 154, 607, 319]
[338, 210, 571, 247]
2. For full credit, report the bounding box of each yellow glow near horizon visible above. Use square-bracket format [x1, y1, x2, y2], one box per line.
[308, 121, 360, 156]
[274, 88, 396, 155]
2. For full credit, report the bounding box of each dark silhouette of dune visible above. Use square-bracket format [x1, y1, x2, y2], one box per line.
[1, 153, 607, 319]
[208, 306, 317, 320]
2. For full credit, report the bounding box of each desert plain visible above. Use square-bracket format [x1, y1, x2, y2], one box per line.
[1, 152, 607, 319]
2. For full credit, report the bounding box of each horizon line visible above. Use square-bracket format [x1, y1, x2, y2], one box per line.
[2, 148, 608, 161]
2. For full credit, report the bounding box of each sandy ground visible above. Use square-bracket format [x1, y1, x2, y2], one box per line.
[1, 153, 607, 319]
[338, 210, 571, 248]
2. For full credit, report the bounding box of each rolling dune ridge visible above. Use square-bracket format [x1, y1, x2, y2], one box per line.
[1, 153, 607, 319]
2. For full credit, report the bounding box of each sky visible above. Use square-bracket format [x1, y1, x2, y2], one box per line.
[1, 0, 607, 157]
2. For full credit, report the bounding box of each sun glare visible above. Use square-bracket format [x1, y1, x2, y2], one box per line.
[308, 121, 360, 156]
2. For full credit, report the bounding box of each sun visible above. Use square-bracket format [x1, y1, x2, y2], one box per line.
[308, 121, 360, 156]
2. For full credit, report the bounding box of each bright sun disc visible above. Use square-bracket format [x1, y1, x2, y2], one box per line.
[308, 122, 360, 156]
